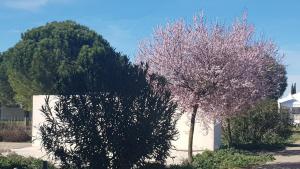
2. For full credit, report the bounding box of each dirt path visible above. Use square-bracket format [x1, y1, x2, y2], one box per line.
[256, 140, 300, 169]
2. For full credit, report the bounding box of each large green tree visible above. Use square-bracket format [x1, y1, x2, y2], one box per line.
[0, 53, 15, 106]
[1, 21, 130, 111]
[0, 21, 179, 168]
[263, 56, 287, 100]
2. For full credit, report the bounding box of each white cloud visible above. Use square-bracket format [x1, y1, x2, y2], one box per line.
[1, 0, 71, 11]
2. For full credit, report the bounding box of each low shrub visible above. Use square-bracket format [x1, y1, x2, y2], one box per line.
[141, 149, 273, 169]
[140, 163, 194, 169]
[0, 150, 272, 169]
[0, 121, 31, 142]
[223, 99, 293, 148]
[169, 164, 195, 169]
[192, 148, 274, 169]
[0, 154, 56, 169]
[139, 162, 166, 169]
[0, 129, 30, 142]
[286, 128, 300, 144]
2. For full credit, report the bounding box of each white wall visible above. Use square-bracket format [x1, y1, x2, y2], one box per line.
[32, 95, 221, 163]
[172, 113, 221, 151]
[167, 112, 221, 163]
[32, 95, 58, 147]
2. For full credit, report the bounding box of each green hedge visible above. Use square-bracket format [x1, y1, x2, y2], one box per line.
[223, 99, 293, 148]
[1, 149, 272, 169]
[192, 149, 274, 169]
[141, 148, 273, 169]
[140, 163, 194, 169]
[0, 154, 56, 169]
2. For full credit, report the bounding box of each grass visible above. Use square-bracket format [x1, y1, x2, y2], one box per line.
[291, 131, 300, 142]
[288, 127, 300, 143]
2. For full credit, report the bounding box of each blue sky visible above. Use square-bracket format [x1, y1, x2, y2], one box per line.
[0, 0, 299, 96]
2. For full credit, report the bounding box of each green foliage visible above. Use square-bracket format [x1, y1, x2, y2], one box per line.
[2, 21, 130, 111]
[140, 163, 167, 169]
[40, 69, 178, 169]
[0, 154, 56, 169]
[168, 165, 195, 169]
[223, 99, 293, 147]
[287, 127, 300, 143]
[0, 150, 273, 169]
[139, 149, 273, 169]
[141, 149, 273, 169]
[291, 83, 297, 94]
[264, 60, 287, 100]
[289, 131, 300, 144]
[191, 149, 274, 169]
[139, 163, 194, 169]
[0, 54, 15, 106]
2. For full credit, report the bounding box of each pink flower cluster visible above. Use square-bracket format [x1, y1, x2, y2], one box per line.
[137, 14, 285, 121]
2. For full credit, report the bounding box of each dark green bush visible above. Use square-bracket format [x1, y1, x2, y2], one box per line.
[0, 154, 56, 169]
[40, 73, 178, 168]
[223, 99, 293, 148]
[140, 149, 273, 169]
[169, 164, 195, 169]
[139, 162, 167, 169]
[139, 163, 194, 169]
[192, 148, 274, 169]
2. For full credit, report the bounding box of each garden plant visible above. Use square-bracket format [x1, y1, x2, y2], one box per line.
[137, 13, 286, 162]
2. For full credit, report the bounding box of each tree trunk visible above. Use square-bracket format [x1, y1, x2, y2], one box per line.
[188, 104, 198, 164]
[25, 111, 30, 127]
[226, 118, 232, 147]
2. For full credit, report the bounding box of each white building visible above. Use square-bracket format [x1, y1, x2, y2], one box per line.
[278, 93, 300, 124]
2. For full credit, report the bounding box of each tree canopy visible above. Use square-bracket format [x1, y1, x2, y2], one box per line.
[137, 15, 286, 119]
[0, 21, 179, 168]
[263, 56, 287, 100]
[0, 53, 15, 106]
[291, 83, 297, 95]
[137, 14, 287, 162]
[1, 21, 131, 111]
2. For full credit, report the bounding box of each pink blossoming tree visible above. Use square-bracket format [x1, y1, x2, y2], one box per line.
[137, 14, 285, 163]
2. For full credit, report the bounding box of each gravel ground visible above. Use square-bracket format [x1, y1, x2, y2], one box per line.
[0, 142, 31, 153]
[256, 140, 300, 169]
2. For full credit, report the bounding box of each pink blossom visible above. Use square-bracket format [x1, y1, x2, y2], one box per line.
[137, 14, 284, 121]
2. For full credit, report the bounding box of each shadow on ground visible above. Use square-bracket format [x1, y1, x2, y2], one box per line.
[274, 149, 300, 156]
[286, 143, 300, 147]
[255, 162, 300, 169]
